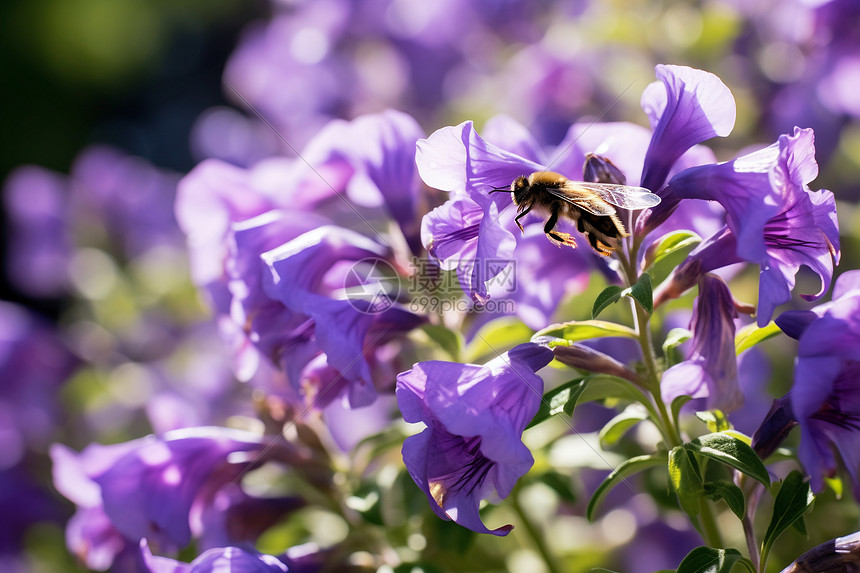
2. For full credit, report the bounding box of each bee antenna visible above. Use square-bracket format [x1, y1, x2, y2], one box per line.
[488, 186, 509, 194]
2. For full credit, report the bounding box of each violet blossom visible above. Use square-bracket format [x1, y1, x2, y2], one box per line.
[661, 274, 743, 413]
[396, 342, 553, 535]
[51, 427, 305, 570]
[139, 540, 289, 573]
[418, 65, 735, 320]
[772, 271, 860, 496]
[3, 146, 181, 298]
[261, 225, 424, 408]
[177, 111, 426, 407]
[139, 538, 344, 573]
[655, 127, 840, 326]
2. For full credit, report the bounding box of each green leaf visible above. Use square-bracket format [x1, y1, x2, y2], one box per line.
[532, 319, 638, 343]
[720, 430, 752, 446]
[463, 317, 532, 362]
[644, 230, 702, 287]
[825, 475, 843, 499]
[663, 327, 693, 365]
[762, 470, 814, 557]
[576, 374, 653, 412]
[645, 230, 702, 270]
[734, 321, 782, 355]
[526, 378, 586, 429]
[669, 446, 703, 516]
[685, 433, 770, 487]
[420, 324, 463, 361]
[671, 395, 693, 428]
[587, 454, 665, 520]
[695, 410, 732, 433]
[676, 547, 752, 573]
[792, 515, 807, 536]
[527, 374, 653, 430]
[592, 285, 624, 318]
[598, 404, 649, 448]
[626, 272, 653, 314]
[703, 481, 745, 521]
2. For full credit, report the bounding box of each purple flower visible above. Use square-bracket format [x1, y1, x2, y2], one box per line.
[418, 65, 734, 312]
[71, 146, 183, 257]
[301, 110, 426, 253]
[0, 302, 77, 468]
[773, 271, 860, 496]
[178, 112, 426, 406]
[633, 64, 737, 236]
[2, 166, 72, 296]
[396, 343, 553, 535]
[262, 225, 424, 408]
[139, 539, 340, 573]
[661, 274, 742, 412]
[639, 65, 736, 195]
[0, 466, 64, 571]
[416, 115, 609, 319]
[140, 540, 289, 573]
[3, 146, 181, 298]
[51, 427, 304, 569]
[175, 158, 290, 307]
[656, 127, 840, 325]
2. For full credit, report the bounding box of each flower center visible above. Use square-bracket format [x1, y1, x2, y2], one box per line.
[810, 396, 860, 431]
[428, 434, 495, 510]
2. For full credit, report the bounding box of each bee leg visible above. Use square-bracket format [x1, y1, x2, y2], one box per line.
[588, 232, 614, 256]
[514, 206, 532, 233]
[544, 207, 577, 248]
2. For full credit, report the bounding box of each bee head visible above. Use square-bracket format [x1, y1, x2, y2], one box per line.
[511, 176, 529, 204]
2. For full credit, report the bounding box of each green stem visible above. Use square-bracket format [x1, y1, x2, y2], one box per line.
[617, 250, 678, 447]
[617, 246, 724, 548]
[511, 488, 563, 573]
[699, 497, 724, 548]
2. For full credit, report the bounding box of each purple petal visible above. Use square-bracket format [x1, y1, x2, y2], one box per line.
[396, 343, 551, 535]
[775, 310, 819, 340]
[641, 65, 736, 192]
[833, 270, 860, 300]
[416, 121, 543, 199]
[553, 121, 652, 186]
[91, 428, 265, 548]
[480, 115, 546, 165]
[176, 159, 278, 290]
[421, 197, 483, 268]
[2, 166, 73, 296]
[660, 274, 741, 412]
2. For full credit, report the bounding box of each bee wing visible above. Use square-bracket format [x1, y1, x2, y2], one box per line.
[544, 185, 618, 216]
[566, 182, 662, 210]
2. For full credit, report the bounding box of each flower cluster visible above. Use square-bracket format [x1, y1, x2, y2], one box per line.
[5, 2, 860, 572]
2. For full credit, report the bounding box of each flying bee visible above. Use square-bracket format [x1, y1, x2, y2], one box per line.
[489, 171, 661, 255]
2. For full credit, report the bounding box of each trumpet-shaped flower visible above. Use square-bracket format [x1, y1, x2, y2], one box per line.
[51, 427, 305, 570]
[396, 343, 553, 535]
[661, 274, 742, 412]
[656, 127, 840, 325]
[774, 271, 860, 496]
[419, 65, 734, 311]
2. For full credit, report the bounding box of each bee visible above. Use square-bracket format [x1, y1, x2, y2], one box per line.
[490, 171, 661, 255]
